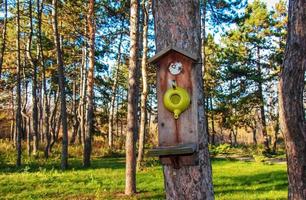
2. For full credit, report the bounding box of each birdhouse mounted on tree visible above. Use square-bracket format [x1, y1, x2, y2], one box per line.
[147, 46, 199, 168]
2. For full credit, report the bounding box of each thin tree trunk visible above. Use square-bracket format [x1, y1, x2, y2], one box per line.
[137, 0, 150, 170]
[272, 119, 279, 153]
[70, 80, 78, 144]
[0, 0, 7, 78]
[83, 0, 95, 167]
[279, 0, 306, 198]
[52, 0, 69, 169]
[108, 27, 123, 149]
[26, 0, 39, 156]
[257, 47, 270, 153]
[210, 97, 215, 145]
[252, 128, 257, 145]
[11, 89, 15, 142]
[16, 0, 22, 167]
[50, 90, 59, 151]
[125, 0, 140, 195]
[37, 0, 51, 158]
[79, 44, 87, 146]
[152, 1, 214, 199]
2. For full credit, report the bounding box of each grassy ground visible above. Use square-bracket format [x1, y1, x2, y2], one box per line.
[0, 141, 288, 200]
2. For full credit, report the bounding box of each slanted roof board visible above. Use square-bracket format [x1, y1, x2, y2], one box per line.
[148, 46, 198, 64]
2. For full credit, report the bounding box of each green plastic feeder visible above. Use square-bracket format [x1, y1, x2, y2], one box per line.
[163, 86, 190, 119]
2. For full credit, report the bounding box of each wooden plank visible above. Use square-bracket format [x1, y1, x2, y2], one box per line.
[147, 143, 197, 157]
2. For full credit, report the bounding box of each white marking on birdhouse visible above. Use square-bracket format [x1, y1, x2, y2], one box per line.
[169, 62, 183, 75]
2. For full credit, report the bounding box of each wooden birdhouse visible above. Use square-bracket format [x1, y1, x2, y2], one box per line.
[147, 46, 199, 168]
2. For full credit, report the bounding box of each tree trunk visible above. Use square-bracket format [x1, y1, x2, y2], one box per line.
[79, 44, 87, 146]
[252, 128, 257, 145]
[52, 0, 69, 170]
[279, 0, 306, 198]
[10, 90, 15, 142]
[152, 1, 214, 199]
[83, 0, 95, 168]
[257, 47, 270, 153]
[137, 0, 150, 170]
[0, 0, 7, 78]
[125, 0, 140, 195]
[50, 90, 59, 151]
[210, 97, 215, 145]
[70, 80, 79, 144]
[16, 0, 22, 167]
[108, 27, 123, 150]
[272, 120, 279, 154]
[26, 0, 39, 156]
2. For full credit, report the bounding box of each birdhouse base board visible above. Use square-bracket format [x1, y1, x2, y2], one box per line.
[147, 143, 197, 157]
[147, 143, 198, 168]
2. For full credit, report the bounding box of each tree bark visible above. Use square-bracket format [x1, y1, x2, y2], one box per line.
[16, 0, 22, 167]
[137, 0, 150, 170]
[26, 0, 39, 156]
[125, 0, 140, 195]
[279, 0, 306, 198]
[83, 0, 95, 168]
[257, 47, 270, 153]
[79, 43, 88, 146]
[70, 80, 79, 144]
[210, 97, 215, 145]
[108, 27, 123, 150]
[52, 0, 69, 169]
[0, 0, 7, 78]
[152, 1, 214, 199]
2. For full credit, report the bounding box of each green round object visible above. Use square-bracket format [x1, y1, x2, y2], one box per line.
[163, 86, 191, 119]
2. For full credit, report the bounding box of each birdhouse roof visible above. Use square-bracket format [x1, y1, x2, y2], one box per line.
[148, 46, 198, 64]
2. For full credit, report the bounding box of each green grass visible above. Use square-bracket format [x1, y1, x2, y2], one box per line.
[0, 157, 287, 200]
[0, 140, 288, 199]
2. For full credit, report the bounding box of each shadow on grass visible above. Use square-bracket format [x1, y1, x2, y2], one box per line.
[0, 157, 125, 174]
[214, 170, 288, 195]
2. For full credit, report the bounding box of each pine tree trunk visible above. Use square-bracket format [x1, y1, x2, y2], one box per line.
[52, 0, 69, 169]
[83, 0, 95, 168]
[152, 1, 214, 199]
[70, 80, 78, 144]
[16, 0, 22, 167]
[279, 0, 306, 198]
[125, 0, 139, 195]
[257, 47, 270, 153]
[137, 0, 150, 170]
[79, 44, 87, 146]
[0, 0, 7, 78]
[252, 128, 257, 145]
[26, 0, 39, 156]
[108, 29, 123, 149]
[210, 97, 215, 145]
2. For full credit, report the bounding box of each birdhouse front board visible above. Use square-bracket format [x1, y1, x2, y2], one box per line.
[148, 47, 199, 167]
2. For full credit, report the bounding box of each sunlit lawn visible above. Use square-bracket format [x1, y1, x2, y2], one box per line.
[0, 156, 287, 200]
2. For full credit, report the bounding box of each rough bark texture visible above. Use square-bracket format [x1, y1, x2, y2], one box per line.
[52, 0, 69, 170]
[137, 0, 150, 170]
[152, 1, 214, 199]
[16, 0, 22, 167]
[83, 0, 95, 167]
[279, 0, 306, 199]
[125, 0, 139, 195]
